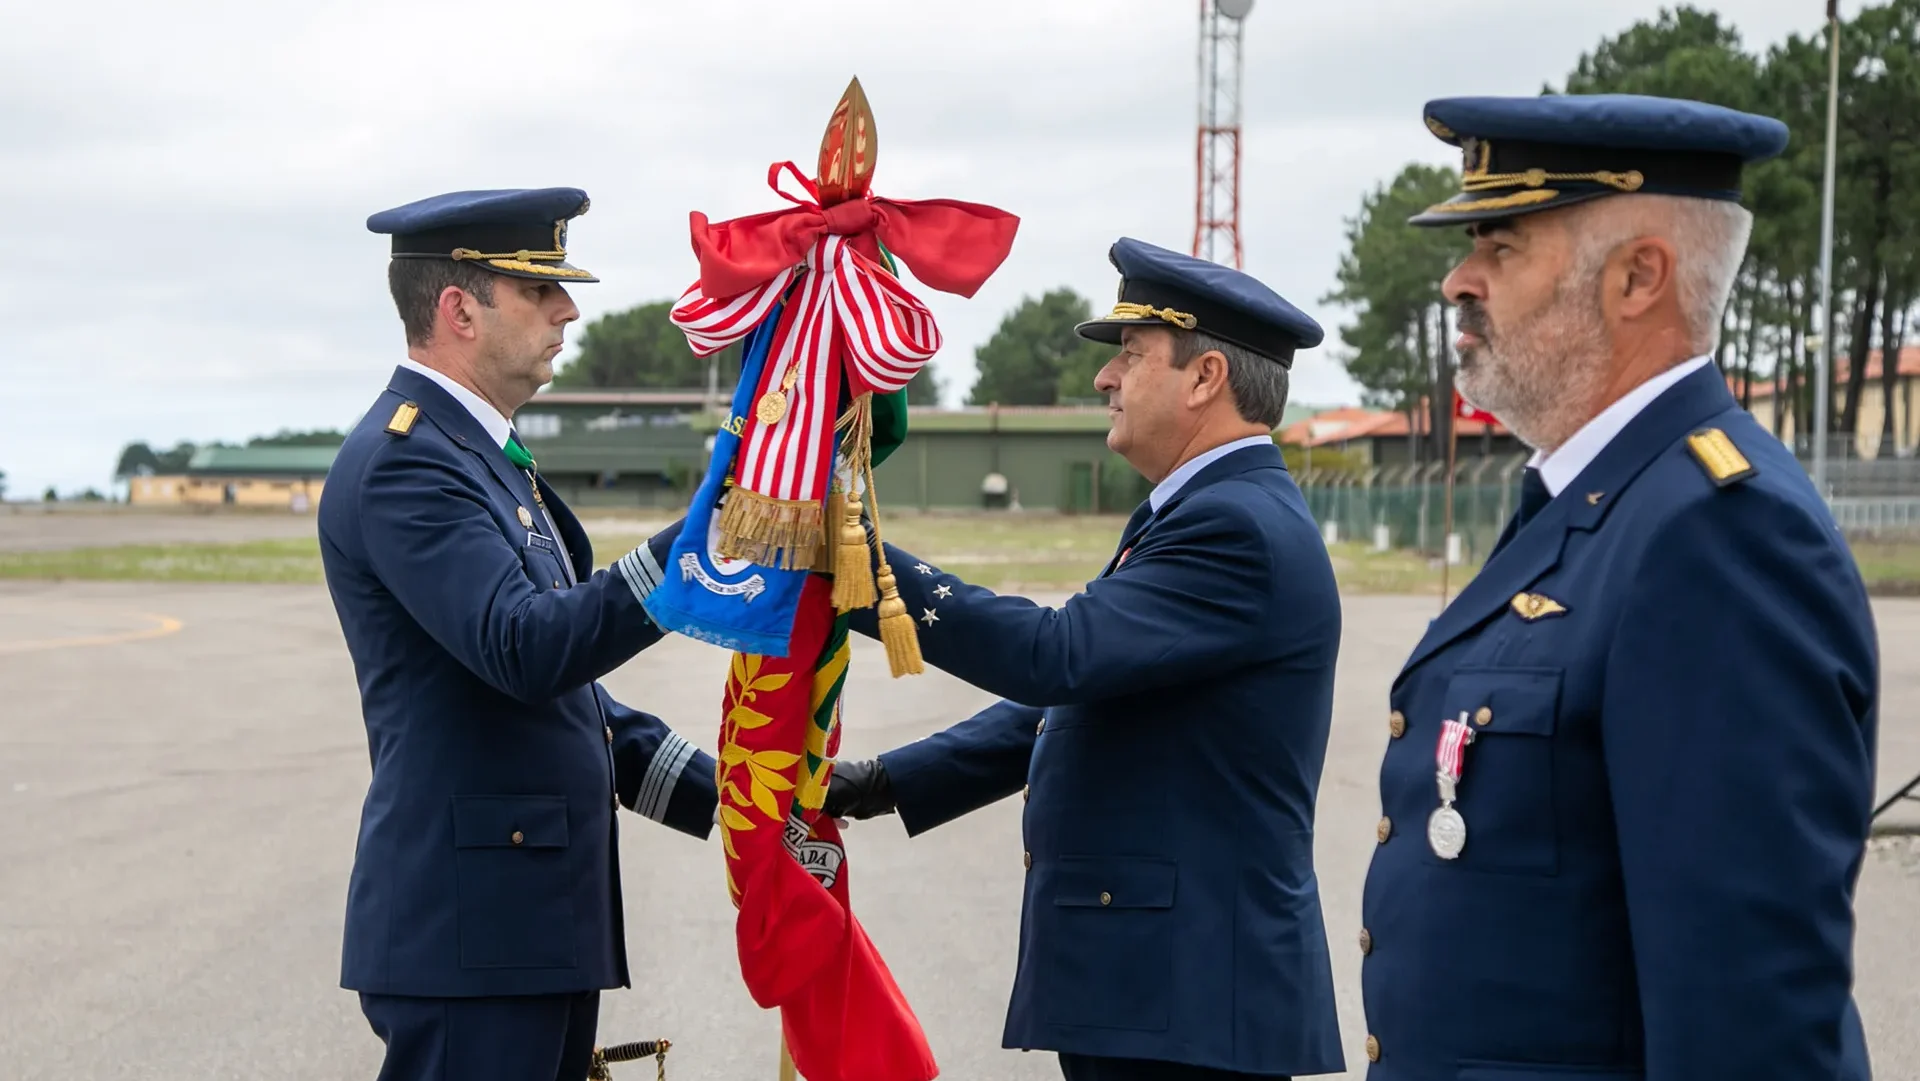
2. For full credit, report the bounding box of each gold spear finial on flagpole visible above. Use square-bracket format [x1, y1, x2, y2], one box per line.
[816, 76, 877, 207]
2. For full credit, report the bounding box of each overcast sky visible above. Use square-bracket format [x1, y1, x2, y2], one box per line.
[2, 0, 1827, 497]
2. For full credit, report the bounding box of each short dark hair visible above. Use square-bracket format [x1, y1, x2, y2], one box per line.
[1169, 329, 1291, 428]
[387, 259, 499, 347]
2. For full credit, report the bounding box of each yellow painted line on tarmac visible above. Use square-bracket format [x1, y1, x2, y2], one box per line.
[0, 612, 185, 655]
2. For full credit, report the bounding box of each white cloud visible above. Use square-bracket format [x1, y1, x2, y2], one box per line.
[0, 0, 1825, 496]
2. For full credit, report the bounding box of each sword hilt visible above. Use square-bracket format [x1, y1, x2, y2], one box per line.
[587, 1038, 671, 1081]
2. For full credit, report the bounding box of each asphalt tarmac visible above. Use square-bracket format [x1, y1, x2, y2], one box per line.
[2, 578, 1917, 1081]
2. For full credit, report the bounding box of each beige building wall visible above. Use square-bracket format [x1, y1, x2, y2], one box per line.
[128, 474, 324, 510]
[1745, 376, 1917, 458]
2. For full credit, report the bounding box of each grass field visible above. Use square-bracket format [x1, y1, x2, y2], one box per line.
[0, 512, 1478, 595]
[2, 511, 1916, 596]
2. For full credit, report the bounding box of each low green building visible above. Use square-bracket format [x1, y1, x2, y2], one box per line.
[507, 390, 1152, 512]
[508, 389, 713, 507]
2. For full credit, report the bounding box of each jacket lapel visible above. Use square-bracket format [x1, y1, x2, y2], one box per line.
[1100, 500, 1156, 578]
[1395, 362, 1738, 684]
[387, 367, 542, 515]
[1099, 442, 1287, 578]
[536, 473, 593, 579]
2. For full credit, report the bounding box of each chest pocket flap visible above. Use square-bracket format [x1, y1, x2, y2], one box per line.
[1445, 666, 1562, 736]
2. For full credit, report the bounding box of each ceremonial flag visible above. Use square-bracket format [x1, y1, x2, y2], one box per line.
[720, 574, 935, 1081]
[655, 78, 1019, 1081]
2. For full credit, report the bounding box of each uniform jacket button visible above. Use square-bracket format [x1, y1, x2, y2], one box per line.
[1376, 816, 1392, 843]
[605, 725, 614, 744]
[1023, 851, 1033, 869]
[1036, 718, 1046, 735]
[1099, 891, 1112, 906]
[1022, 784, 1030, 802]
[1389, 710, 1406, 738]
[1366, 1035, 1381, 1062]
[510, 830, 525, 845]
[1475, 705, 1493, 726]
[1359, 928, 1372, 955]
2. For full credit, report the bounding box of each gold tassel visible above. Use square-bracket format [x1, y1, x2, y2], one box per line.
[830, 488, 877, 610]
[874, 559, 924, 677]
[818, 487, 845, 574]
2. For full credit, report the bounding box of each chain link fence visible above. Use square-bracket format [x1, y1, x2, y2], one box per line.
[1298, 451, 1920, 559]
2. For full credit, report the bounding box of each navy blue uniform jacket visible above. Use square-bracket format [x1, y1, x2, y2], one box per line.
[856, 441, 1346, 1076]
[1360, 365, 1878, 1080]
[318, 365, 717, 999]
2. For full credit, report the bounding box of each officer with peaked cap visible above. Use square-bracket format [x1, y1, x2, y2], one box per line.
[319, 188, 710, 1081]
[826, 238, 1346, 1081]
[1357, 95, 1878, 1079]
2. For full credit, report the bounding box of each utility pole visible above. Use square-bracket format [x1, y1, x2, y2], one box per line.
[1813, 0, 1840, 495]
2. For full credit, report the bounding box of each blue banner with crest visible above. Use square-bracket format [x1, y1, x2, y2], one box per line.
[642, 300, 813, 657]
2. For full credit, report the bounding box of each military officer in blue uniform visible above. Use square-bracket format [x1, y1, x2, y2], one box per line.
[1357, 95, 1879, 1079]
[319, 188, 714, 1081]
[825, 239, 1346, 1081]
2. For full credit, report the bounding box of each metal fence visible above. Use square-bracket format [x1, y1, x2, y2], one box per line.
[1299, 451, 1920, 559]
[1301, 455, 1528, 566]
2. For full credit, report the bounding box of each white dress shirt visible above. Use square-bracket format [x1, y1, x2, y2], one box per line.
[1529, 355, 1713, 496]
[400, 359, 514, 449]
[1149, 434, 1276, 512]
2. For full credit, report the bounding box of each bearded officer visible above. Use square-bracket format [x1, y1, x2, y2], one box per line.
[319, 188, 712, 1081]
[826, 238, 1346, 1081]
[1356, 95, 1878, 1079]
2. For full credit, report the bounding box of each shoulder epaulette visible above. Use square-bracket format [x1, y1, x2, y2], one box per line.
[386, 401, 419, 436]
[1685, 427, 1756, 487]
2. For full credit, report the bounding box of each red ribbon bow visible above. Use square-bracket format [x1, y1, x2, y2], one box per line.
[688, 162, 1019, 300]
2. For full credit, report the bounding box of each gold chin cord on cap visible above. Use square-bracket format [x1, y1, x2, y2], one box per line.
[1106, 302, 1198, 330]
[450, 247, 568, 263]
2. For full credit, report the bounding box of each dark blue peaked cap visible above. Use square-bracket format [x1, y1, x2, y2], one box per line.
[1410, 93, 1791, 227]
[366, 187, 599, 282]
[1073, 238, 1323, 368]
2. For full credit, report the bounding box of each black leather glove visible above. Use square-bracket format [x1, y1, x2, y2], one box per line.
[824, 758, 896, 820]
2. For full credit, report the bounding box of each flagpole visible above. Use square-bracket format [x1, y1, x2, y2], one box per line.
[1813, 0, 1840, 495]
[779, 1037, 798, 1081]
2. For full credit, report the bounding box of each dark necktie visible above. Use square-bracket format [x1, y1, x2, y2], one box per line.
[1516, 466, 1552, 528]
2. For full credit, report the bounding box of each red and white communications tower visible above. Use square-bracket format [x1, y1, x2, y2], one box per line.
[1193, 0, 1253, 268]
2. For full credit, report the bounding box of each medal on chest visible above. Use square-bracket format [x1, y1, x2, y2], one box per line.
[1428, 712, 1474, 859]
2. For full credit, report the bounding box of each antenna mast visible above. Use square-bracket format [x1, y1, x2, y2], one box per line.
[1194, 0, 1252, 268]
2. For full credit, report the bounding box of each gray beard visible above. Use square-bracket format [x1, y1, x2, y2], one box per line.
[1455, 294, 1609, 453]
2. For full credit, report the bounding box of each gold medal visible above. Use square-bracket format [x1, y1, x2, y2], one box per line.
[756, 390, 790, 426]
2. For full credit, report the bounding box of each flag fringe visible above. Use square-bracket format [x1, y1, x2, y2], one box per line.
[716, 490, 825, 570]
